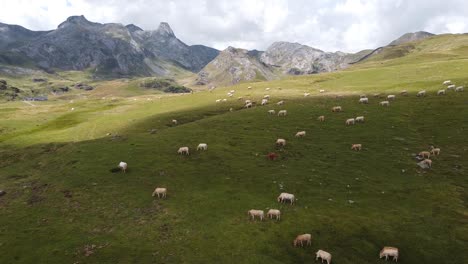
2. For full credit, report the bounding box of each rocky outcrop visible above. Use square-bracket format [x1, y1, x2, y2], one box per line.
[260, 42, 357, 75]
[196, 46, 276, 86]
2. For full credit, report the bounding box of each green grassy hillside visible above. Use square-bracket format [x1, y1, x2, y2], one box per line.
[0, 35, 467, 263]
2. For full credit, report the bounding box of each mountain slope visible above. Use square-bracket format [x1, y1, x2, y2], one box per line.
[0, 16, 218, 77]
[388, 31, 435, 46]
[260, 41, 357, 75]
[0, 23, 50, 50]
[196, 47, 276, 86]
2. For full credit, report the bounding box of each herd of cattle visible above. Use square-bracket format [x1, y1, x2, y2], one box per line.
[115, 79, 462, 262]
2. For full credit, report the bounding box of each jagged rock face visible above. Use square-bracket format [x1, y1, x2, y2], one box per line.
[197, 46, 276, 86]
[0, 16, 219, 77]
[260, 41, 353, 75]
[133, 23, 218, 72]
[19, 16, 149, 76]
[0, 23, 49, 50]
[389, 31, 435, 46]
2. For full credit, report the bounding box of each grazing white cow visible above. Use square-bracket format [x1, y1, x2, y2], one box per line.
[400, 90, 408, 96]
[417, 90, 426, 97]
[359, 97, 369, 104]
[178, 147, 189, 155]
[447, 84, 456, 90]
[245, 99, 252, 104]
[264, 95, 270, 99]
[248, 209, 264, 221]
[278, 110, 287, 116]
[277, 192, 295, 204]
[118, 161, 128, 173]
[216, 99, 221, 103]
[346, 118, 355, 125]
[267, 209, 281, 220]
[443, 80, 451, 85]
[293, 234, 311, 247]
[430, 146, 440, 156]
[318, 115, 325, 122]
[422, 159, 432, 168]
[227, 93, 233, 97]
[456, 86, 464, 92]
[316, 250, 332, 264]
[276, 139, 286, 146]
[304, 93, 310, 97]
[319, 89, 325, 93]
[230, 90, 235, 93]
[295, 131, 306, 137]
[355, 116, 364, 122]
[419, 151, 430, 159]
[332, 106, 342, 112]
[152, 187, 167, 198]
[197, 143, 208, 151]
[437, 89, 446, 95]
[387, 95, 396, 100]
[265, 87, 271, 91]
[277, 100, 284, 106]
[379, 247, 399, 262]
[268, 110, 276, 115]
[248, 86, 252, 89]
[351, 144, 362, 151]
[172, 119, 178, 125]
[261, 99, 269, 105]
[380, 101, 390, 106]
[245, 102, 253, 108]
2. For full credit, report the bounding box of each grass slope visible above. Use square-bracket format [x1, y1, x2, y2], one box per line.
[0, 35, 468, 263]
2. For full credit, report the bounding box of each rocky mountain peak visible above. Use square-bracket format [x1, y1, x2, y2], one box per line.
[125, 24, 143, 32]
[58, 15, 98, 29]
[156, 22, 175, 37]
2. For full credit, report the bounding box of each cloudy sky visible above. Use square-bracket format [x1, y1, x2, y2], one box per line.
[1, 0, 468, 52]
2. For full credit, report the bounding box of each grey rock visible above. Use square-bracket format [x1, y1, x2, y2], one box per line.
[197, 46, 276, 86]
[260, 41, 359, 75]
[0, 16, 219, 77]
[0, 190, 5, 196]
[32, 78, 47, 82]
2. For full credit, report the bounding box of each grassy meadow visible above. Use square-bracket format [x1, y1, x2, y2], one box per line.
[0, 34, 467, 263]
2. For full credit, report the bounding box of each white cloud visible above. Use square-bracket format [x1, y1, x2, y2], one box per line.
[1, 0, 468, 52]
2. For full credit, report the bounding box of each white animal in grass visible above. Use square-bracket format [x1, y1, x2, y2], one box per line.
[266, 209, 281, 220]
[152, 187, 167, 198]
[277, 192, 295, 204]
[178, 147, 189, 155]
[118, 161, 128, 173]
[278, 110, 287, 116]
[379, 247, 399, 262]
[316, 250, 332, 264]
[248, 209, 264, 221]
[293, 234, 311, 247]
[197, 143, 208, 151]
[276, 139, 286, 146]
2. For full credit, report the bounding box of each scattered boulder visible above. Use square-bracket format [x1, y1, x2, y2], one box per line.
[0, 190, 6, 197]
[74, 83, 94, 91]
[32, 78, 47, 82]
[0, 79, 7, 90]
[10, 87, 21, 93]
